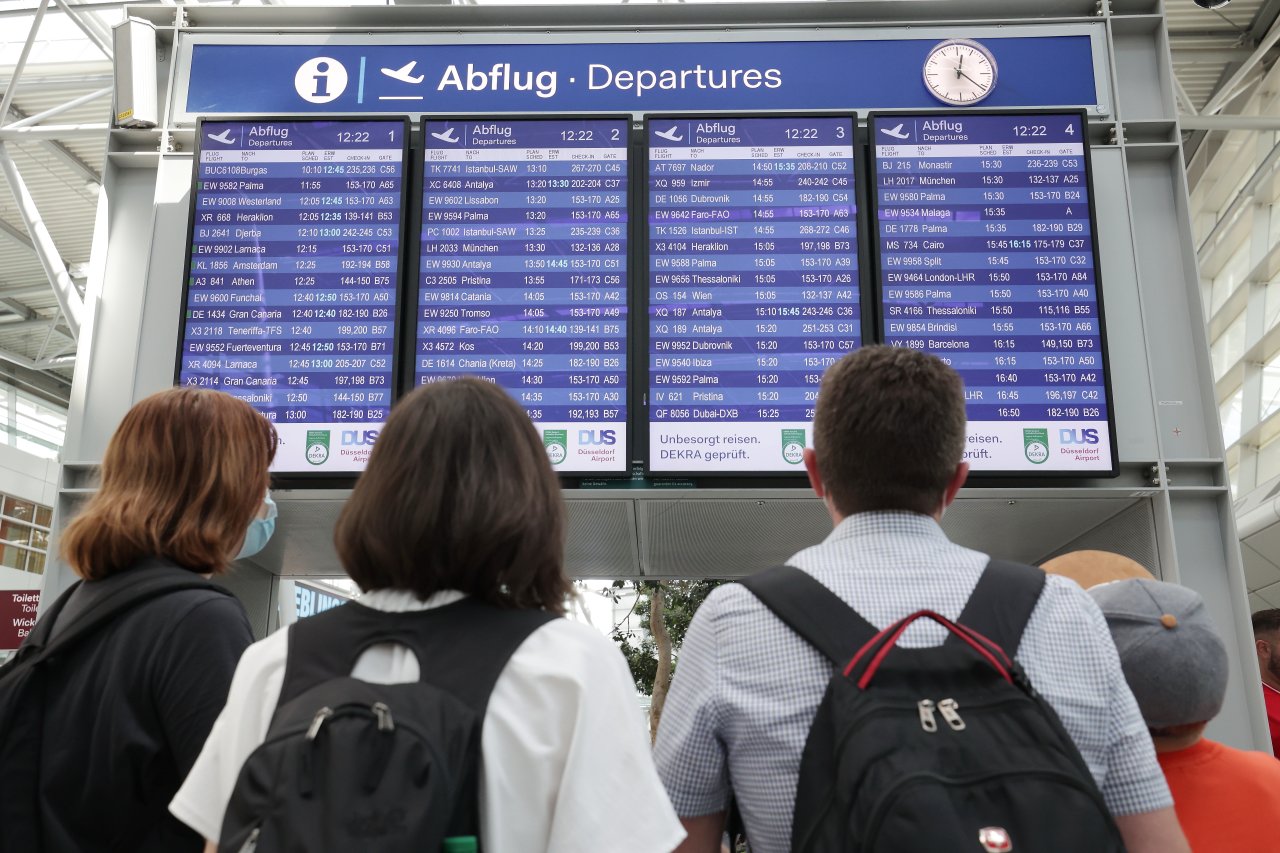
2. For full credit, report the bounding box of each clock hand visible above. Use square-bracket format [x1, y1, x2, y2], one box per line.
[957, 52, 964, 79]
[958, 69, 987, 89]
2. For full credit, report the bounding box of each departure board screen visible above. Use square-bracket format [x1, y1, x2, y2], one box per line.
[870, 112, 1115, 475]
[417, 117, 629, 475]
[179, 118, 408, 475]
[647, 115, 860, 474]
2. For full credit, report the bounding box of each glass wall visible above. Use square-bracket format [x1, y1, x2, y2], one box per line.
[0, 492, 52, 576]
[0, 380, 67, 460]
[1191, 60, 1280, 499]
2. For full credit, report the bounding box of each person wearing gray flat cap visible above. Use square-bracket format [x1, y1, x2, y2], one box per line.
[1091, 578, 1280, 853]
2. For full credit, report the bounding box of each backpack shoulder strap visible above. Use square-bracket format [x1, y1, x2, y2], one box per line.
[952, 558, 1046, 657]
[737, 565, 879, 666]
[279, 597, 558, 712]
[4, 570, 226, 673]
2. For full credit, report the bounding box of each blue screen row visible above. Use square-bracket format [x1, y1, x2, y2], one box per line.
[177, 113, 1115, 478]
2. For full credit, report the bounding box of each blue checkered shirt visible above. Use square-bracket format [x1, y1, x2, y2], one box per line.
[653, 512, 1171, 853]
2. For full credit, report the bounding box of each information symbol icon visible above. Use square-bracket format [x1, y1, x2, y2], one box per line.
[294, 57, 348, 104]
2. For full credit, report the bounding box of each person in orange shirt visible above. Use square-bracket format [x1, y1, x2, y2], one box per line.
[1090, 579, 1280, 853]
[1251, 609, 1280, 757]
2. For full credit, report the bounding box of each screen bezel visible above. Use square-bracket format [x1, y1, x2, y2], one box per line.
[865, 107, 1120, 480]
[640, 111, 872, 481]
[407, 113, 636, 478]
[176, 115, 412, 486]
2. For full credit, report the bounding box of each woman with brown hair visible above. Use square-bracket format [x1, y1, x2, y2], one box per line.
[173, 378, 684, 853]
[2, 387, 276, 853]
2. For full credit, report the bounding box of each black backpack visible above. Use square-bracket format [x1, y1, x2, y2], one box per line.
[0, 569, 233, 853]
[739, 561, 1125, 853]
[218, 597, 556, 853]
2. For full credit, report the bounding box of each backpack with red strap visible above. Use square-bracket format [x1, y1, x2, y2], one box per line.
[739, 560, 1124, 853]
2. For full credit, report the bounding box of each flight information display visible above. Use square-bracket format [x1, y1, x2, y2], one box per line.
[179, 118, 408, 474]
[417, 117, 629, 474]
[870, 111, 1115, 474]
[647, 115, 860, 474]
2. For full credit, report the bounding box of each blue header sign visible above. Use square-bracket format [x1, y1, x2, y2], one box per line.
[185, 37, 1098, 115]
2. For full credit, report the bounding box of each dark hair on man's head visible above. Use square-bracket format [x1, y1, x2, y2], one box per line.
[813, 345, 967, 516]
[335, 377, 570, 614]
[61, 388, 277, 578]
[1253, 608, 1280, 638]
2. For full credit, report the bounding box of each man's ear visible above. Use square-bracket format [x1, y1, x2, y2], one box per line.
[803, 447, 825, 499]
[940, 462, 969, 512]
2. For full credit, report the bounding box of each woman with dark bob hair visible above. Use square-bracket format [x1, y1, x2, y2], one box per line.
[2, 388, 277, 853]
[174, 378, 684, 853]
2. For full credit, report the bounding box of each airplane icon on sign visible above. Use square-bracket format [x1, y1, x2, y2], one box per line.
[880, 123, 911, 140]
[381, 61, 425, 84]
[653, 125, 684, 142]
[430, 128, 460, 144]
[207, 130, 236, 145]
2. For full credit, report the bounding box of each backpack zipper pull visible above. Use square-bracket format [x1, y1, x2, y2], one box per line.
[306, 706, 334, 741]
[917, 699, 938, 732]
[238, 827, 260, 853]
[938, 698, 966, 731]
[372, 701, 395, 732]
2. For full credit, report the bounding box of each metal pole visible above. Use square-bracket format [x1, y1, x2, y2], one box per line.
[0, 0, 53, 127]
[1180, 114, 1280, 131]
[0, 142, 83, 340]
[1202, 16, 1280, 117]
[48, 0, 113, 59]
[0, 124, 111, 140]
[3, 87, 111, 130]
[1174, 77, 1198, 116]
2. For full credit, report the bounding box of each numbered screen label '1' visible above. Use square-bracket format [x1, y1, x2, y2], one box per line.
[418, 118, 629, 474]
[180, 119, 406, 474]
[648, 115, 860, 474]
[871, 113, 1114, 474]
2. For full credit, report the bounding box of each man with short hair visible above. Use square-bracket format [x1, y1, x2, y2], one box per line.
[654, 345, 1189, 853]
[1094, 579, 1280, 851]
[1251, 608, 1280, 757]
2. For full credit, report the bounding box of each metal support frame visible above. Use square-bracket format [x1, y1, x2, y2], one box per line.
[48, 0, 113, 59]
[1174, 77, 1198, 116]
[1180, 113, 1280, 131]
[0, 125, 111, 141]
[0, 0, 52, 127]
[0, 143, 83, 340]
[3, 105, 101, 185]
[4, 87, 112, 130]
[0, 348, 75, 372]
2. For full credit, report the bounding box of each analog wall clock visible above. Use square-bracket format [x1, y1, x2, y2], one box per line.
[923, 39, 998, 106]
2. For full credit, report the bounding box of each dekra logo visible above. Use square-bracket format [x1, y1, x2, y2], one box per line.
[1058, 428, 1100, 445]
[341, 429, 380, 447]
[578, 429, 616, 446]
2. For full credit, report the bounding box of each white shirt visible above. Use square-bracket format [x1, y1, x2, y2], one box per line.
[171, 589, 684, 853]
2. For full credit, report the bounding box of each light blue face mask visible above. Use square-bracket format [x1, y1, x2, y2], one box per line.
[236, 494, 277, 560]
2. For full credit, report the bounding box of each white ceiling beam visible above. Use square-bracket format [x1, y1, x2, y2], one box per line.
[49, 0, 112, 58]
[1201, 16, 1280, 117]
[1175, 76, 1198, 116]
[3, 87, 112, 130]
[0, 346, 74, 372]
[4, 104, 101, 185]
[0, 0, 52, 126]
[1180, 114, 1280, 131]
[0, 124, 111, 140]
[0, 142, 83, 340]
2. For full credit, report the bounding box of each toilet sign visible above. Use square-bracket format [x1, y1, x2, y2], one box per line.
[1, 590, 40, 650]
